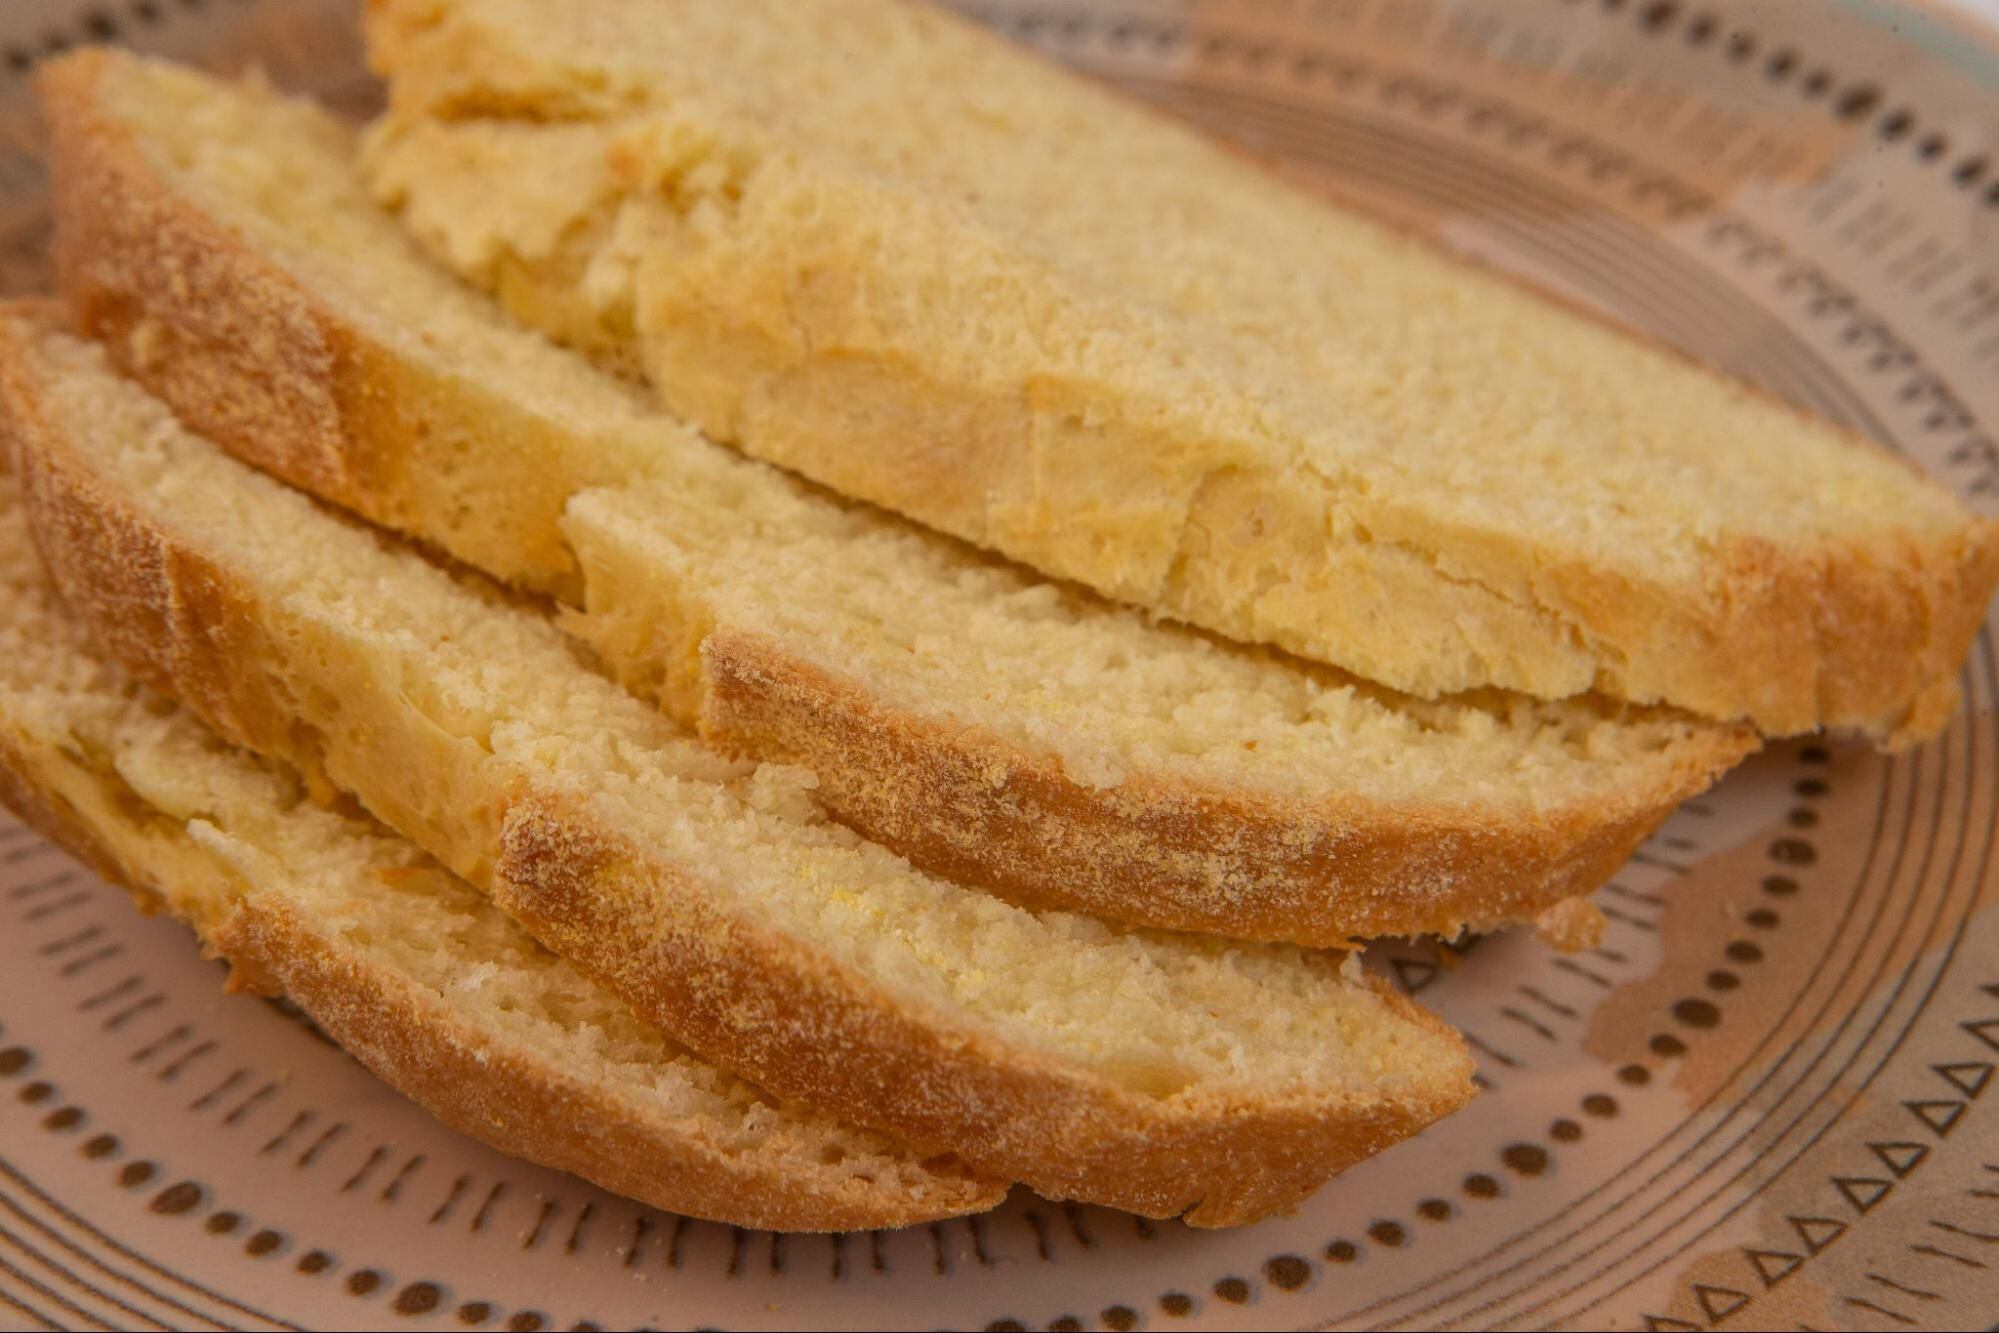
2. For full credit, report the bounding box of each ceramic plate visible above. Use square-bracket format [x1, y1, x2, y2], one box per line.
[0, 2, 1995, 1328]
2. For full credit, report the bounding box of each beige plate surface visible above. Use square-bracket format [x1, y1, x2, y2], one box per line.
[0, 1, 1996, 1329]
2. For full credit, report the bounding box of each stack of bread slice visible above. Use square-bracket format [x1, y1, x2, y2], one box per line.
[40, 52, 1756, 951]
[0, 461, 1001, 1231]
[0, 0, 1990, 1232]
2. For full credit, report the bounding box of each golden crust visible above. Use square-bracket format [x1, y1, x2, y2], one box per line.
[698, 629, 1738, 943]
[41, 48, 1750, 946]
[495, 794, 1472, 1227]
[0, 304, 1475, 1225]
[41, 51, 572, 595]
[0, 720, 1001, 1231]
[211, 896, 1001, 1230]
[0, 329, 303, 775]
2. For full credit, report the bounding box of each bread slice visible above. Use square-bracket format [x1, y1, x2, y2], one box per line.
[41, 51, 1752, 947]
[359, 0, 1999, 743]
[0, 469, 1001, 1231]
[0, 309, 1475, 1227]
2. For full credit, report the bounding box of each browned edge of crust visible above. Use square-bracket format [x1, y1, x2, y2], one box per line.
[361, 1, 1999, 745]
[0, 301, 1475, 1226]
[40, 47, 1749, 945]
[40, 53, 359, 512]
[40, 51, 569, 592]
[0, 717, 997, 1231]
[213, 894, 1003, 1230]
[496, 793, 1475, 1227]
[0, 319, 314, 782]
[697, 627, 1751, 945]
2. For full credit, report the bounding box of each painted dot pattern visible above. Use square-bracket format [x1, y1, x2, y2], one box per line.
[396, 1282, 443, 1315]
[1676, 997, 1722, 1027]
[0, 1026, 814, 1333]
[1265, 1255, 1311, 1289]
[149, 1181, 202, 1215]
